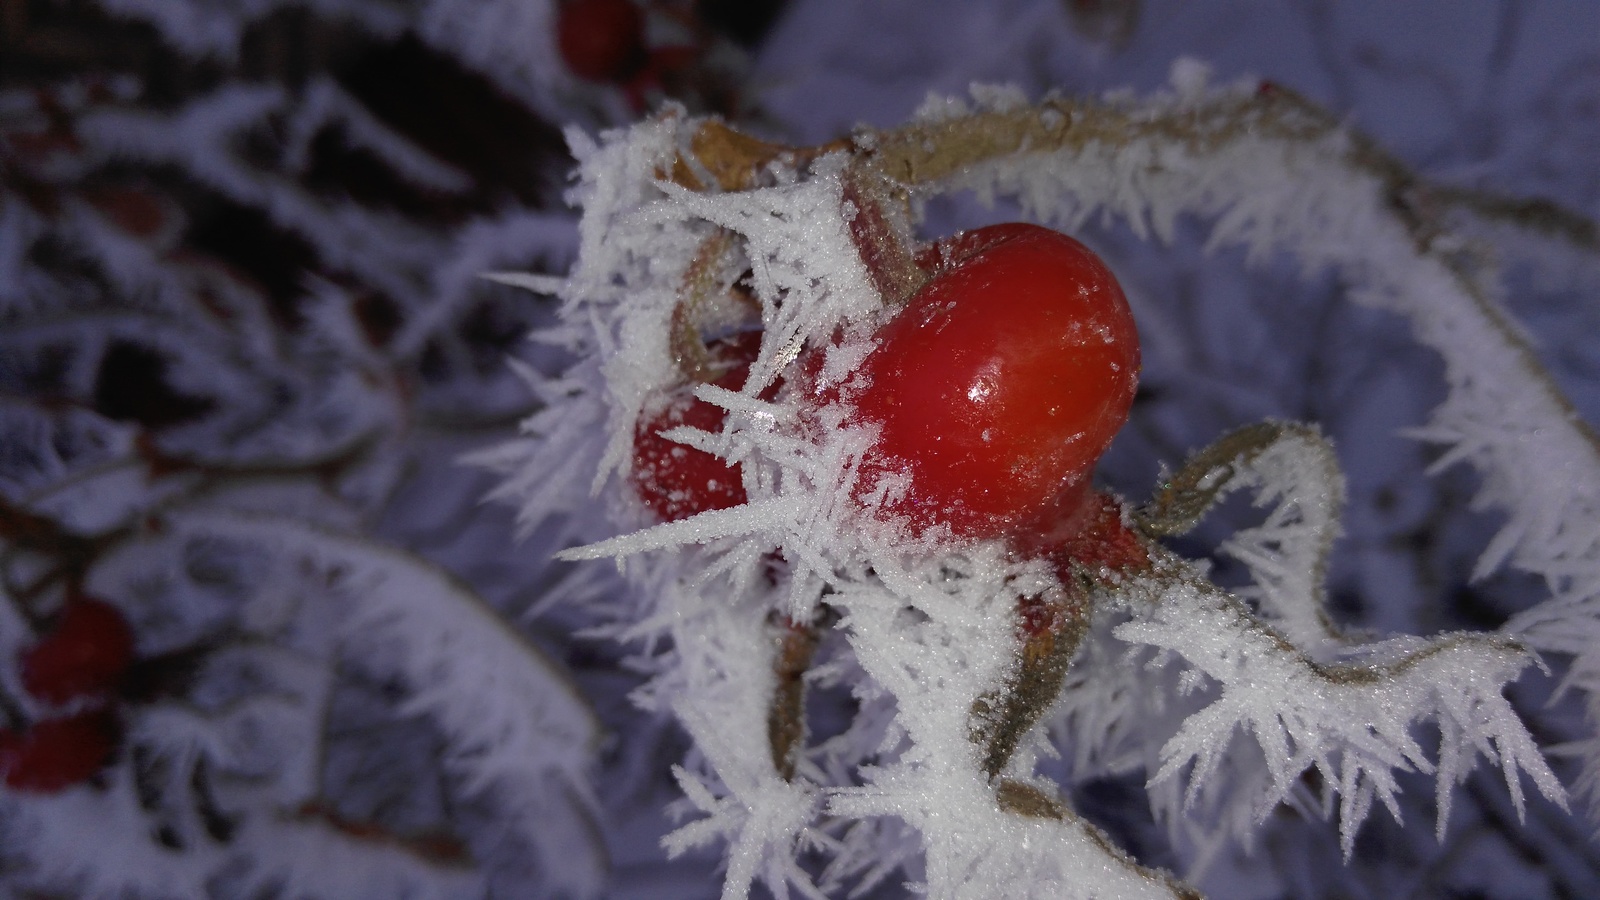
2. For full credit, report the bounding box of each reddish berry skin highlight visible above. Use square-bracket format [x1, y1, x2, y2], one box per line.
[852, 223, 1140, 543]
[21, 596, 136, 705]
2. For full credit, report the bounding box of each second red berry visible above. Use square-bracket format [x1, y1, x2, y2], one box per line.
[21, 597, 136, 705]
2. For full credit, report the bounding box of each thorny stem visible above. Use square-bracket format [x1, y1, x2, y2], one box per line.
[978, 415, 1529, 860]
[1, 422, 385, 617]
[1135, 421, 1350, 644]
[972, 493, 1153, 777]
[664, 119, 848, 193]
[293, 801, 473, 867]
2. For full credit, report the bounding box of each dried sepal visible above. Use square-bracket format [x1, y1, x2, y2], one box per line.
[665, 118, 850, 193]
[1116, 553, 1565, 857]
[991, 779, 1202, 899]
[840, 164, 926, 308]
[688, 121, 787, 192]
[1134, 422, 1346, 648]
[668, 229, 743, 382]
[1136, 422, 1308, 537]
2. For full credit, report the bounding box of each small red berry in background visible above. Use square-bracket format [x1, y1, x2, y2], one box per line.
[632, 331, 765, 522]
[850, 223, 1140, 544]
[21, 596, 136, 705]
[620, 45, 701, 112]
[0, 709, 121, 792]
[557, 0, 648, 83]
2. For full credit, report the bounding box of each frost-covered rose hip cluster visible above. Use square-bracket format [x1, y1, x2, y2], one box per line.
[631, 221, 1140, 549]
[495, 81, 1583, 899]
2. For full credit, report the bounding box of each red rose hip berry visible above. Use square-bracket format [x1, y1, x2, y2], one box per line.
[0, 709, 121, 792]
[851, 223, 1139, 543]
[21, 596, 136, 704]
[557, 0, 648, 83]
[631, 332, 763, 522]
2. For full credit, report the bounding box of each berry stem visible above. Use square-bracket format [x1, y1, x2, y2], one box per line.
[766, 616, 820, 782]
[970, 587, 1091, 778]
[973, 495, 1154, 778]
